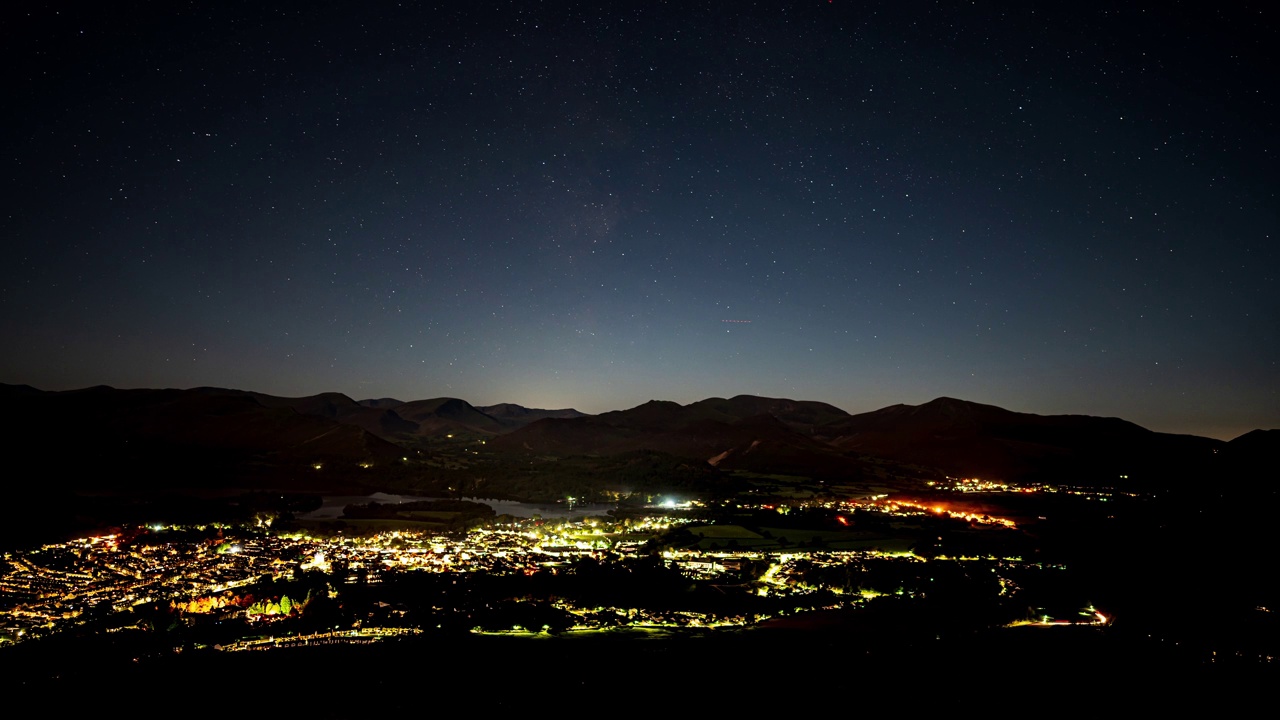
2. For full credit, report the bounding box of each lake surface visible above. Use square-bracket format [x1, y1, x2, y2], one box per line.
[300, 492, 614, 521]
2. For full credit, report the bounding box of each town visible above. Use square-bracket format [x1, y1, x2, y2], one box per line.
[1, 494, 1099, 652]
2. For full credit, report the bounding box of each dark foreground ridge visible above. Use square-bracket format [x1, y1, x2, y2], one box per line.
[9, 626, 1269, 710]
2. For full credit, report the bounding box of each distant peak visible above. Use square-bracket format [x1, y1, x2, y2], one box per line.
[1230, 428, 1280, 445]
[358, 397, 404, 409]
[919, 396, 1000, 413]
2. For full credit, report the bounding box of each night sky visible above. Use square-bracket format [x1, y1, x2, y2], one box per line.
[3, 2, 1276, 439]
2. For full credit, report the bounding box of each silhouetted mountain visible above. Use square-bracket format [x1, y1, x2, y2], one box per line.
[685, 395, 851, 435]
[391, 397, 506, 436]
[238, 390, 418, 440]
[0, 382, 44, 398]
[826, 397, 1223, 488]
[2, 385, 405, 492]
[214, 392, 512, 441]
[697, 413, 864, 477]
[4, 384, 1265, 494]
[1218, 429, 1280, 483]
[359, 398, 405, 409]
[475, 403, 587, 428]
[492, 398, 866, 479]
[1227, 428, 1280, 452]
[492, 395, 1246, 490]
[189, 392, 576, 441]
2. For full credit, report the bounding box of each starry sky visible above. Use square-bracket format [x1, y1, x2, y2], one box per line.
[3, 2, 1276, 439]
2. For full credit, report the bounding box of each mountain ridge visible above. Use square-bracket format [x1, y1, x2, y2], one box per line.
[3, 384, 1271, 491]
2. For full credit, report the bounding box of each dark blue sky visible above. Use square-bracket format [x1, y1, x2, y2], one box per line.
[3, 2, 1276, 439]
